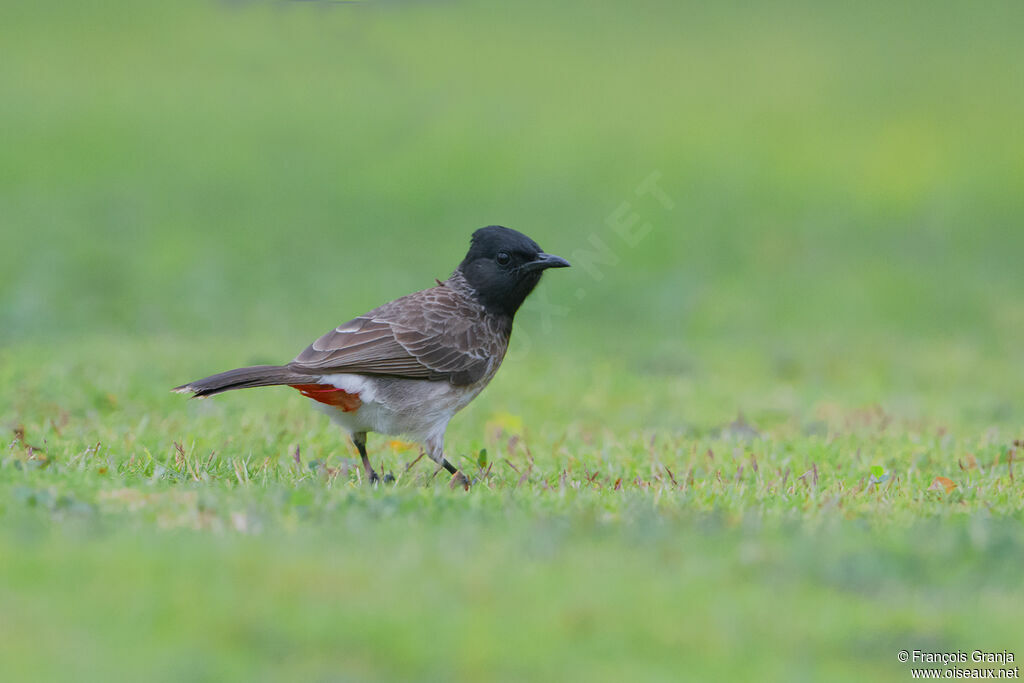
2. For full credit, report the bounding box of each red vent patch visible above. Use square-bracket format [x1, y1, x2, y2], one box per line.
[290, 384, 362, 412]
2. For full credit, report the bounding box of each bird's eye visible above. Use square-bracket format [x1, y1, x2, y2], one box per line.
[495, 251, 511, 265]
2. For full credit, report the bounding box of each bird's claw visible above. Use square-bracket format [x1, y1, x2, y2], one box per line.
[367, 471, 395, 485]
[449, 471, 471, 490]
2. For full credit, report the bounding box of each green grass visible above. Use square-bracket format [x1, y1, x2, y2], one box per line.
[2, 1, 1024, 681]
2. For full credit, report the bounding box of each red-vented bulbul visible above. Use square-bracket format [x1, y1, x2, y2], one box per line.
[174, 226, 570, 487]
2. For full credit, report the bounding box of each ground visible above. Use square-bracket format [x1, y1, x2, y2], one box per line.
[2, 2, 1023, 681]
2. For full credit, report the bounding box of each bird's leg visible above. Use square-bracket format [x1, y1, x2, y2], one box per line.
[352, 431, 380, 485]
[425, 435, 469, 490]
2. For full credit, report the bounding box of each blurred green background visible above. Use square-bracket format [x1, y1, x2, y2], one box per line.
[3, 1, 1022, 427]
[2, 1, 1023, 681]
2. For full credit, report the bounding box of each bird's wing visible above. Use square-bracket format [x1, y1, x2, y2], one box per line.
[288, 286, 509, 386]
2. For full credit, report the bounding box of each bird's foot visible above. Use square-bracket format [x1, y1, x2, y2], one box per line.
[449, 471, 471, 490]
[366, 470, 395, 485]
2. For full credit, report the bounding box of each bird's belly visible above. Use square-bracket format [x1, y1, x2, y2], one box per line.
[306, 373, 487, 443]
[309, 398, 393, 437]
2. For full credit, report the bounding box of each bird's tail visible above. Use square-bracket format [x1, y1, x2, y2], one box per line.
[172, 365, 313, 398]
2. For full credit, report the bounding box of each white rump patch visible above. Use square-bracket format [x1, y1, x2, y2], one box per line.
[319, 373, 377, 403]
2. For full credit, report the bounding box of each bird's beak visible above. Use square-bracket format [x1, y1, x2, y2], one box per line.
[524, 252, 571, 272]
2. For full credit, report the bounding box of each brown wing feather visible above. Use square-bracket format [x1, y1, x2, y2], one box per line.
[288, 284, 509, 386]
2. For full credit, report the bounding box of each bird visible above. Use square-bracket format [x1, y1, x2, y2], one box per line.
[173, 225, 570, 487]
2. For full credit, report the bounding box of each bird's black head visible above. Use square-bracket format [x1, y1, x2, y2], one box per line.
[456, 226, 570, 317]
